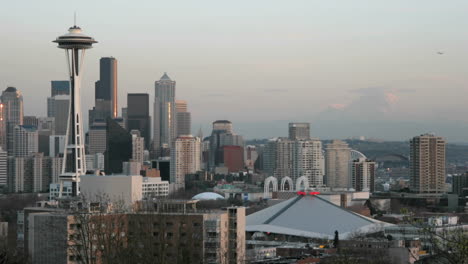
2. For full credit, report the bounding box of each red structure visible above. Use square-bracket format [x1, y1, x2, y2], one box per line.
[223, 145, 244, 172]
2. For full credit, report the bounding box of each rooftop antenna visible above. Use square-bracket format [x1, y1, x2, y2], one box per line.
[74, 11, 76, 26]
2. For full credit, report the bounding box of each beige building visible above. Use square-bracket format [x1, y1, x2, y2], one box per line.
[170, 135, 201, 191]
[325, 140, 351, 189]
[410, 134, 446, 193]
[351, 158, 376, 192]
[131, 130, 145, 164]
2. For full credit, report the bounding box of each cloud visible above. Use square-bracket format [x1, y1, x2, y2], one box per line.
[328, 103, 346, 110]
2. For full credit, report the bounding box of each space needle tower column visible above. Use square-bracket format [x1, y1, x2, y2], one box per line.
[53, 25, 97, 197]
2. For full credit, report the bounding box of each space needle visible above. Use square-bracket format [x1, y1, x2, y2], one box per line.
[53, 23, 97, 197]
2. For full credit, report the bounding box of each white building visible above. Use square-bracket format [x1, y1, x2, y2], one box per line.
[80, 175, 143, 207]
[13, 125, 38, 157]
[293, 139, 324, 186]
[170, 135, 201, 191]
[131, 130, 145, 164]
[142, 177, 169, 198]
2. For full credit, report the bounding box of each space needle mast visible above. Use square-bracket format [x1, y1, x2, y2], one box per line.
[53, 23, 97, 197]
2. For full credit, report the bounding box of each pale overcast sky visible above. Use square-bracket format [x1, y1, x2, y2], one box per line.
[1, 1, 468, 141]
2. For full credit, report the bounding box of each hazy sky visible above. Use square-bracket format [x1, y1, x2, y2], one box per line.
[1, 1, 468, 141]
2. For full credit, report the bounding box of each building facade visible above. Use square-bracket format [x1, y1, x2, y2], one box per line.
[288, 122, 310, 140]
[153, 73, 176, 156]
[1, 87, 24, 154]
[410, 134, 446, 193]
[127, 93, 150, 149]
[351, 158, 376, 192]
[325, 140, 351, 189]
[13, 125, 38, 157]
[170, 135, 201, 191]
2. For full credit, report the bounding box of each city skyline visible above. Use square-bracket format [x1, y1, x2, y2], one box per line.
[2, 1, 468, 141]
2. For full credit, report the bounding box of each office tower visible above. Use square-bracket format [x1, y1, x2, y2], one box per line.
[175, 100, 191, 137]
[1, 87, 24, 154]
[0, 148, 6, 186]
[85, 153, 104, 172]
[131, 130, 145, 164]
[89, 57, 118, 126]
[47, 95, 69, 135]
[127, 93, 150, 148]
[105, 118, 132, 174]
[288, 122, 310, 140]
[121, 107, 127, 129]
[223, 145, 244, 172]
[208, 120, 244, 170]
[153, 73, 176, 156]
[13, 125, 38, 157]
[51, 80, 70, 96]
[49, 135, 66, 157]
[88, 120, 106, 154]
[0, 104, 6, 150]
[53, 24, 97, 197]
[325, 140, 351, 189]
[293, 139, 324, 187]
[170, 135, 201, 191]
[453, 174, 468, 197]
[410, 134, 446, 193]
[23, 116, 38, 127]
[351, 158, 376, 192]
[37, 117, 55, 156]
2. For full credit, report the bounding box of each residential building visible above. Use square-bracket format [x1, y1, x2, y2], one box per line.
[351, 158, 376, 192]
[410, 134, 446, 193]
[245, 145, 258, 171]
[453, 174, 468, 197]
[170, 135, 201, 191]
[131, 130, 145, 164]
[325, 140, 351, 189]
[0, 148, 6, 186]
[153, 73, 176, 156]
[288, 122, 310, 140]
[293, 139, 324, 187]
[13, 125, 38, 157]
[142, 177, 170, 198]
[49, 135, 66, 157]
[127, 93, 150, 148]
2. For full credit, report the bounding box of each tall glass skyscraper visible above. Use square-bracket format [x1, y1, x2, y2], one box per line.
[105, 118, 132, 174]
[127, 93, 150, 149]
[153, 73, 176, 157]
[89, 57, 118, 126]
[1, 87, 24, 154]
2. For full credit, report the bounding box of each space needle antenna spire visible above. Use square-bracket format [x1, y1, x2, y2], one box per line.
[53, 22, 97, 198]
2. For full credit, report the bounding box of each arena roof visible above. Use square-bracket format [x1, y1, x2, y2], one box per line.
[246, 194, 393, 239]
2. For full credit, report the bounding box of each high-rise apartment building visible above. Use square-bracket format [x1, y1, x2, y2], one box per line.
[453, 174, 468, 197]
[1, 87, 24, 154]
[170, 135, 201, 191]
[176, 100, 191, 137]
[288, 122, 310, 140]
[131, 130, 145, 164]
[325, 140, 351, 189]
[153, 73, 176, 156]
[8, 153, 51, 193]
[245, 145, 258, 171]
[351, 158, 376, 192]
[13, 125, 38, 157]
[410, 134, 446, 193]
[127, 93, 150, 149]
[293, 139, 325, 187]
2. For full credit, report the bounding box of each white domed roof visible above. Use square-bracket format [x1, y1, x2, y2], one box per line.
[192, 192, 225, 200]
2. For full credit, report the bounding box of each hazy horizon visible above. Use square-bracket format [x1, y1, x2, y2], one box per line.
[2, 1, 468, 141]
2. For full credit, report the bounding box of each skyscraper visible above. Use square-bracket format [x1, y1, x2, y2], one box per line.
[293, 139, 324, 187]
[104, 118, 132, 175]
[53, 24, 97, 196]
[88, 120, 107, 154]
[288, 122, 310, 140]
[127, 93, 150, 148]
[153, 73, 176, 156]
[1, 87, 24, 154]
[208, 120, 244, 170]
[325, 140, 351, 189]
[176, 100, 191, 137]
[90, 57, 118, 125]
[351, 158, 376, 192]
[410, 134, 446, 193]
[50, 80, 70, 96]
[0, 148, 6, 187]
[170, 135, 201, 191]
[131, 130, 145, 164]
[47, 95, 69, 135]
